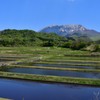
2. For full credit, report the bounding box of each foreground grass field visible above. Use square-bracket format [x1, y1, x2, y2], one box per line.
[0, 98, 11, 100]
[0, 47, 100, 86]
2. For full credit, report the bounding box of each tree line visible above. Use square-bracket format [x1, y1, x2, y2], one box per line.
[0, 29, 99, 51]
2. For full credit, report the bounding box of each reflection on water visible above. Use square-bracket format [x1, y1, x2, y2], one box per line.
[33, 63, 100, 69]
[8, 68, 100, 79]
[0, 78, 100, 100]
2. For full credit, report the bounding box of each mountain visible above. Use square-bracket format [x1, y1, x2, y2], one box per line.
[40, 25, 100, 41]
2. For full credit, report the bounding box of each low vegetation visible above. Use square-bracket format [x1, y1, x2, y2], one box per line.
[0, 71, 100, 86]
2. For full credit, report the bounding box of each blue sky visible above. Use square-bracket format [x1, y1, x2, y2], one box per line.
[0, 0, 100, 31]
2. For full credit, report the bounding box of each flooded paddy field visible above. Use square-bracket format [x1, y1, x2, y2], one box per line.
[0, 47, 100, 100]
[0, 78, 100, 100]
[7, 67, 100, 79]
[32, 63, 100, 69]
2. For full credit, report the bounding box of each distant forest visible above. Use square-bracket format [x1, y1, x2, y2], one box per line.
[0, 29, 99, 51]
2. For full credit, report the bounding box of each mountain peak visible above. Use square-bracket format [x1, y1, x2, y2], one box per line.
[40, 24, 100, 41]
[40, 24, 87, 36]
[45, 24, 86, 29]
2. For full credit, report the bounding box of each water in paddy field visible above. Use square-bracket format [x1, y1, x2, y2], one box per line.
[0, 78, 100, 100]
[8, 68, 100, 79]
[33, 63, 100, 69]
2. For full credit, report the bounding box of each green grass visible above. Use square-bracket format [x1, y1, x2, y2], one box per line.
[0, 71, 100, 86]
[42, 60, 100, 64]
[0, 47, 100, 86]
[0, 47, 89, 55]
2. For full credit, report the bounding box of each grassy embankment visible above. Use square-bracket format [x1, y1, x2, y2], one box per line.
[0, 71, 100, 86]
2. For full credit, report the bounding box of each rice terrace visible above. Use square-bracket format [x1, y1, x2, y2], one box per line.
[0, 45, 100, 100]
[1, 0, 100, 100]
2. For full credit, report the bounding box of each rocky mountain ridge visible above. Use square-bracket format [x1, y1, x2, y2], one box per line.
[40, 24, 100, 41]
